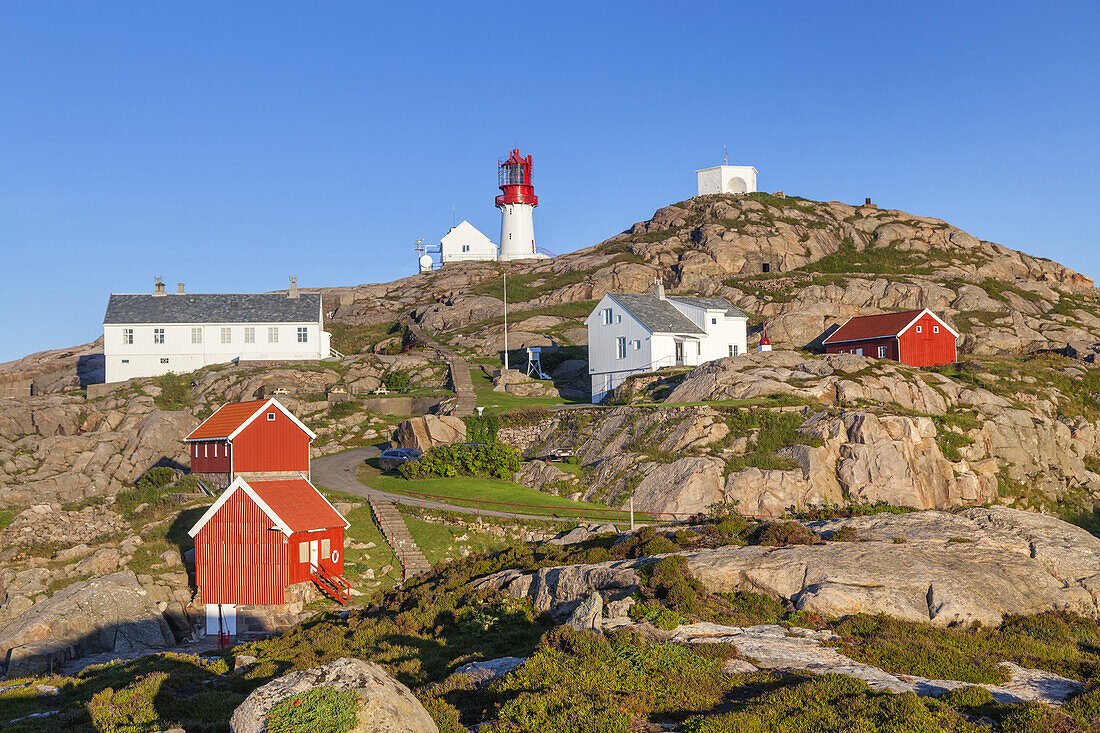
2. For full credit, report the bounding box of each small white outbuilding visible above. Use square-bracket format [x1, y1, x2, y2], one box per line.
[585, 279, 748, 403]
[697, 165, 758, 195]
[440, 220, 498, 264]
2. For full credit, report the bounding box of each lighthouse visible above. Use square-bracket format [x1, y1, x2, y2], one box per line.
[496, 149, 544, 261]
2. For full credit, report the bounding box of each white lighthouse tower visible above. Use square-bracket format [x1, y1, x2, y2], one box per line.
[496, 149, 544, 261]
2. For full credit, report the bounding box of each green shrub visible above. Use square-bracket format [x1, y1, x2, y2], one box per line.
[327, 401, 359, 420]
[153, 373, 193, 411]
[829, 525, 862, 542]
[265, 687, 361, 733]
[87, 671, 170, 733]
[640, 537, 678, 556]
[752, 521, 817, 546]
[463, 413, 500, 444]
[383, 370, 411, 392]
[400, 443, 522, 480]
[938, 685, 995, 708]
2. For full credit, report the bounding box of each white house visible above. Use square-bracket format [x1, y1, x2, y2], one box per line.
[697, 165, 758, 195]
[103, 278, 333, 384]
[440, 220, 498, 264]
[585, 279, 748, 403]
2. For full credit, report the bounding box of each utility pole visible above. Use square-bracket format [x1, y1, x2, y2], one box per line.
[502, 267, 509, 370]
[630, 496, 635, 531]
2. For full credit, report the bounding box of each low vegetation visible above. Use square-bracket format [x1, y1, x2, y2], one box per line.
[265, 688, 361, 733]
[399, 443, 523, 480]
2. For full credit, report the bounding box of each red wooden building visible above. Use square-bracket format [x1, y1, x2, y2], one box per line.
[185, 398, 316, 483]
[822, 308, 958, 367]
[188, 476, 351, 631]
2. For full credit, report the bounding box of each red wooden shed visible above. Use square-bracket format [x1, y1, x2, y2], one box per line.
[188, 475, 350, 612]
[822, 308, 958, 367]
[185, 398, 316, 482]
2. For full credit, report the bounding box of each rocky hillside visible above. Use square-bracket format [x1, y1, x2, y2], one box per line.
[319, 192, 1100, 360]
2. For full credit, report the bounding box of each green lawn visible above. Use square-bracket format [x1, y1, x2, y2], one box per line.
[403, 516, 512, 567]
[357, 461, 643, 523]
[470, 368, 584, 415]
[338, 503, 404, 598]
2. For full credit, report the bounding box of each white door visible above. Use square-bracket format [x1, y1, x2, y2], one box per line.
[206, 604, 237, 635]
[310, 540, 319, 568]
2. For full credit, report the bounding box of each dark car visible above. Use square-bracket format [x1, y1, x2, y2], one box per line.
[377, 448, 422, 472]
[546, 448, 575, 461]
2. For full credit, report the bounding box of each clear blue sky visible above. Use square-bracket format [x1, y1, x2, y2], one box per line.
[2, 2, 1098, 363]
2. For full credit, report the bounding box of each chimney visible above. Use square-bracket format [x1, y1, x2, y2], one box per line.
[288, 275, 299, 299]
[654, 277, 665, 300]
[177, 282, 185, 294]
[153, 277, 166, 297]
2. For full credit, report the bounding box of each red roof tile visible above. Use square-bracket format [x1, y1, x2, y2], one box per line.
[247, 478, 347, 532]
[823, 310, 925, 343]
[186, 401, 268, 440]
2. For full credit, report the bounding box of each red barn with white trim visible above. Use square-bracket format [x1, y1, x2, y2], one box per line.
[185, 398, 315, 484]
[822, 309, 958, 367]
[188, 476, 350, 609]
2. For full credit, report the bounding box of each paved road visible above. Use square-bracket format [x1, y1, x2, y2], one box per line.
[311, 446, 574, 523]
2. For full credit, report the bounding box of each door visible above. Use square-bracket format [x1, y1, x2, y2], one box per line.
[674, 341, 684, 366]
[309, 540, 319, 568]
[855, 347, 864, 356]
[206, 604, 237, 635]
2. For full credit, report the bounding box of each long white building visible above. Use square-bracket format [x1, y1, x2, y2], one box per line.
[585, 280, 748, 403]
[103, 279, 333, 384]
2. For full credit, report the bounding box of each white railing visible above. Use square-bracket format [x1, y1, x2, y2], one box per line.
[328, 346, 346, 359]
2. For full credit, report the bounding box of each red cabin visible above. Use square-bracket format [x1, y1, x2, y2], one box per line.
[188, 476, 350, 611]
[185, 398, 316, 484]
[822, 308, 958, 367]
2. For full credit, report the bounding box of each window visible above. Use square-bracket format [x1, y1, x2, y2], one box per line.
[633, 340, 642, 350]
[121, 359, 129, 363]
[461, 245, 470, 252]
[268, 327, 279, 343]
[191, 327, 202, 344]
[602, 308, 613, 325]
[267, 412, 276, 421]
[933, 326, 939, 334]
[221, 327, 231, 344]
[320, 538, 331, 560]
[697, 342, 702, 356]
[915, 325, 922, 333]
[160, 357, 169, 364]
[616, 337, 627, 359]
[615, 315, 622, 324]
[297, 327, 308, 343]
[729, 345, 739, 357]
[711, 318, 717, 325]
[244, 327, 255, 344]
[762, 263, 771, 273]
[878, 345, 887, 358]
[122, 328, 133, 344]
[204, 444, 208, 458]
[299, 542, 309, 563]
[154, 328, 165, 344]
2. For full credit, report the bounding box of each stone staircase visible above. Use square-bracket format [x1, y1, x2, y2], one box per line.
[369, 499, 431, 580]
[402, 313, 478, 418]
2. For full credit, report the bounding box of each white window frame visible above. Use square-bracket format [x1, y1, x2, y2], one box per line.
[878, 345, 887, 358]
[299, 542, 309, 563]
[320, 538, 331, 560]
[297, 327, 308, 343]
[244, 326, 255, 344]
[602, 308, 613, 326]
[616, 337, 627, 359]
[154, 328, 165, 345]
[916, 325, 922, 333]
[268, 327, 279, 344]
[933, 326, 939, 334]
[160, 357, 169, 364]
[267, 412, 276, 421]
[122, 328, 133, 344]
[711, 318, 717, 325]
[221, 327, 232, 344]
[191, 327, 202, 344]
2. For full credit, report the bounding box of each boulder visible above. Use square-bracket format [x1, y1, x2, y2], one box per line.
[513, 460, 572, 492]
[566, 591, 603, 630]
[391, 414, 467, 452]
[229, 657, 438, 733]
[455, 656, 526, 686]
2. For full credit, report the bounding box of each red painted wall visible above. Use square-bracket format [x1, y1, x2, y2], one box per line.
[285, 528, 345, 584]
[824, 337, 898, 360]
[195, 490, 288, 605]
[898, 313, 957, 367]
[190, 440, 231, 473]
[232, 409, 311, 474]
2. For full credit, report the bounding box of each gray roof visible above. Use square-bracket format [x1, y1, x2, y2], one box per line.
[103, 293, 322, 325]
[608, 294, 706, 335]
[668, 296, 746, 319]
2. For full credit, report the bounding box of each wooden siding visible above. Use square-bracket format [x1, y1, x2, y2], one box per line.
[824, 337, 899, 361]
[195, 489, 287, 605]
[898, 312, 957, 367]
[286, 528, 345, 584]
[190, 440, 232, 473]
[232, 408, 311, 474]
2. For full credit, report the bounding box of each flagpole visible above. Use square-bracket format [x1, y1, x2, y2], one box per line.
[503, 267, 509, 370]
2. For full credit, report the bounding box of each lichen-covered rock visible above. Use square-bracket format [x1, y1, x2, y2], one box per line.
[229, 657, 438, 733]
[391, 414, 467, 451]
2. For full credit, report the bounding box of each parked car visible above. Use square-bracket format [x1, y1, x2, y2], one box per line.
[546, 448, 575, 461]
[377, 448, 422, 472]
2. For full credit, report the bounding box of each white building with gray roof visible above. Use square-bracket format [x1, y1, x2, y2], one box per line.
[102, 278, 333, 384]
[585, 279, 748, 403]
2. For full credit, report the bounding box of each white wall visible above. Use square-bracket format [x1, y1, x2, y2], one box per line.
[696, 165, 758, 196]
[668, 300, 748, 361]
[104, 321, 330, 383]
[499, 202, 540, 261]
[440, 220, 497, 263]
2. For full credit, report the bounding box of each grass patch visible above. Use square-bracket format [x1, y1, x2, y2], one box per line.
[152, 373, 193, 411]
[404, 516, 512, 568]
[266, 687, 360, 733]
